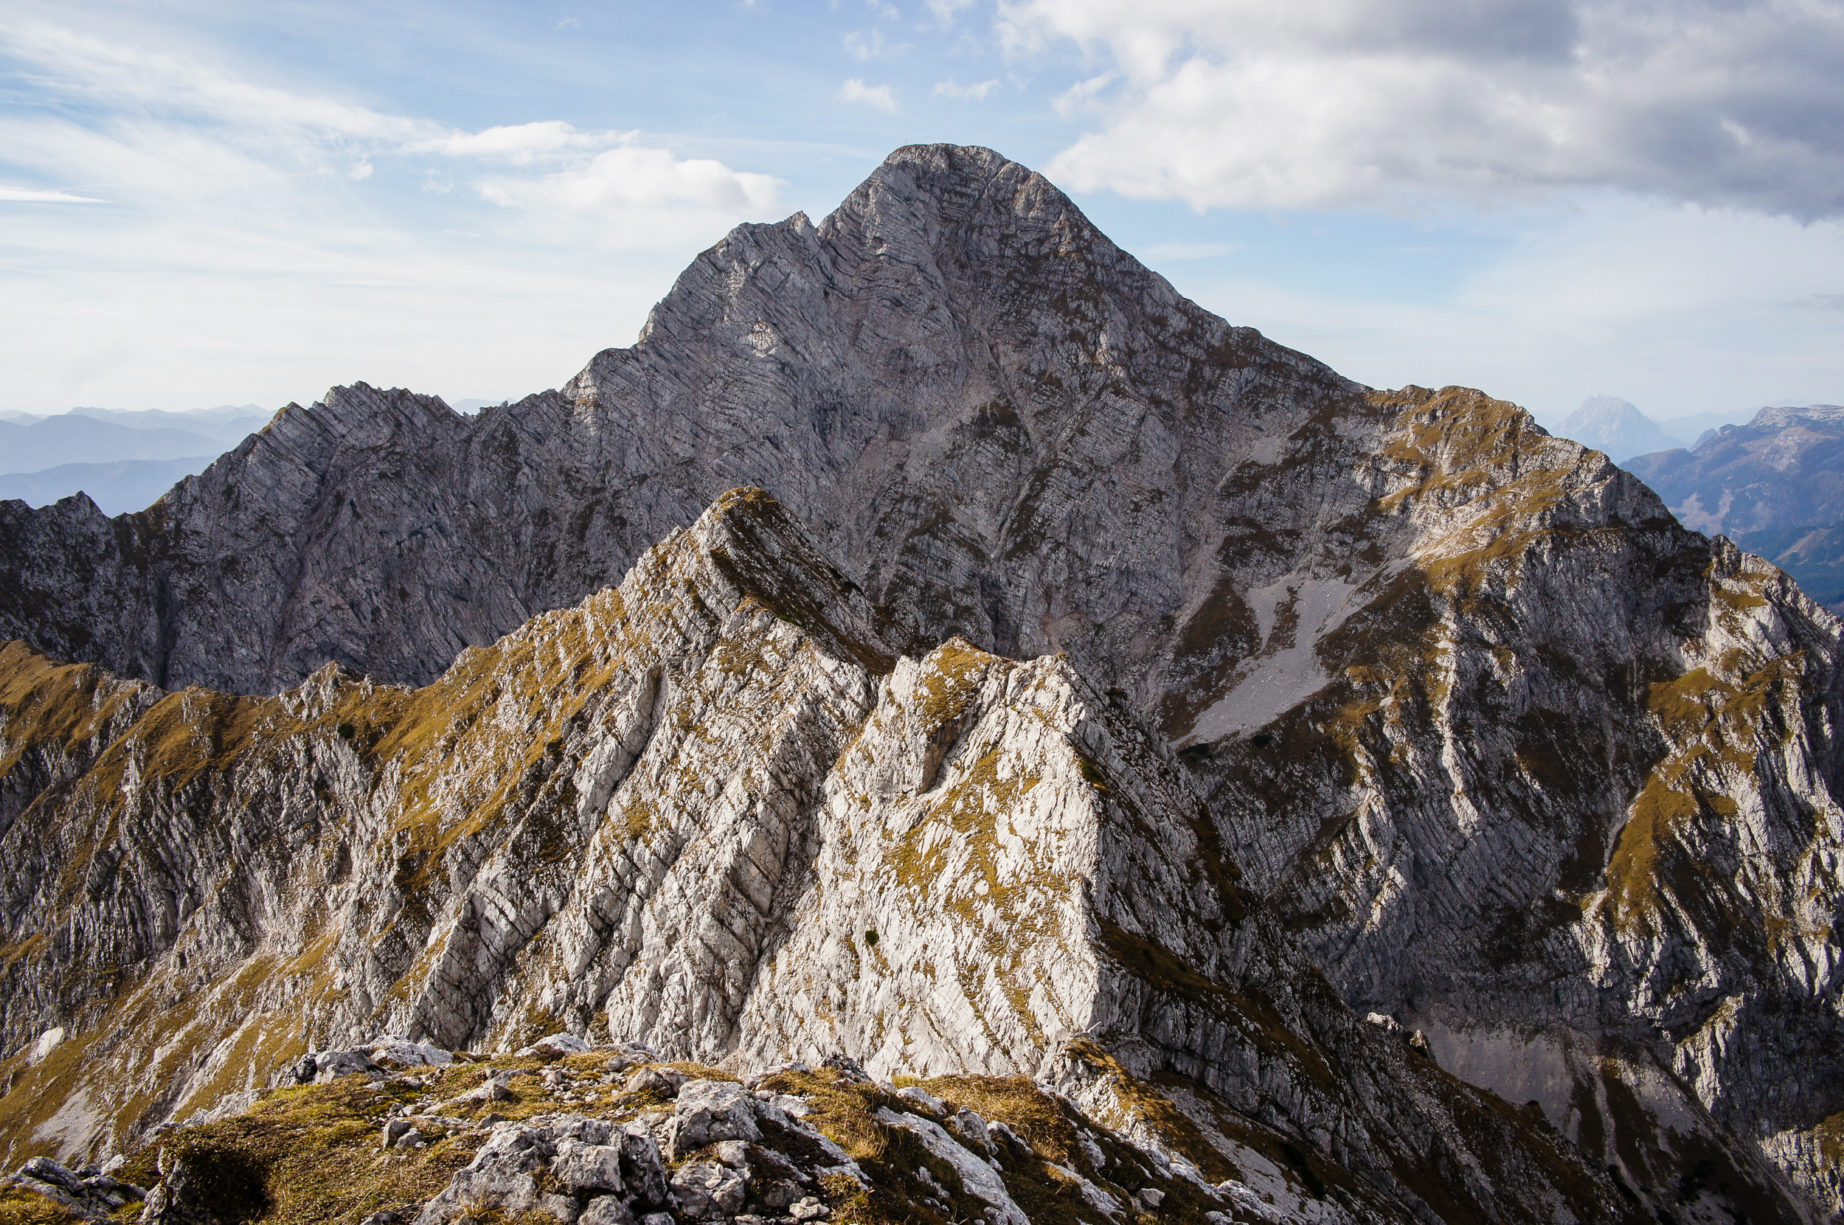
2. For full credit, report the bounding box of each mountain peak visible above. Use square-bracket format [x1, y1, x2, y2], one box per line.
[879, 141, 1015, 173]
[684, 486, 905, 673]
[867, 142, 1038, 201]
[4, 141, 1843, 1222]
[1747, 402, 1844, 430]
[1559, 394, 1680, 461]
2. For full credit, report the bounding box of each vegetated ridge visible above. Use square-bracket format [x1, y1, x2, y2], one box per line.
[1, 144, 1841, 1222]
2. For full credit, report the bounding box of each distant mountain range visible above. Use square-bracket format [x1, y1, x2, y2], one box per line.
[0, 402, 507, 515]
[1554, 396, 1746, 461]
[0, 457, 224, 516]
[1624, 404, 1844, 610]
[3, 144, 1842, 1223]
[0, 405, 271, 514]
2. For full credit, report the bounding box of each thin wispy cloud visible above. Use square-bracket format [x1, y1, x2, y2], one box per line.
[838, 77, 898, 112]
[1051, 72, 1114, 121]
[0, 186, 105, 203]
[842, 29, 886, 59]
[1, 18, 432, 145]
[1140, 240, 1239, 261]
[0, 9, 795, 409]
[0, 17, 777, 234]
[933, 78, 998, 101]
[412, 121, 622, 164]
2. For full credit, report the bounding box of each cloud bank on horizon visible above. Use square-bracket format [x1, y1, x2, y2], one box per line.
[0, 0, 1839, 424]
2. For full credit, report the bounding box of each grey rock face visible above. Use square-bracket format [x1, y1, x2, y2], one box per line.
[664, 1081, 759, 1158]
[8, 1155, 143, 1220]
[0, 491, 1640, 1224]
[0, 142, 1345, 704]
[1, 143, 1842, 1218]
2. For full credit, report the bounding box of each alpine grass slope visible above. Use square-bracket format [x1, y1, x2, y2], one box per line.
[0, 144, 1841, 1222]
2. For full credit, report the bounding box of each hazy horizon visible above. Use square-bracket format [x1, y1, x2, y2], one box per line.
[2, 1, 1840, 425]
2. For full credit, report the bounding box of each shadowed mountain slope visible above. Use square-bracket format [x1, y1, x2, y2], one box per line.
[0, 490, 1646, 1225]
[2, 144, 1842, 1220]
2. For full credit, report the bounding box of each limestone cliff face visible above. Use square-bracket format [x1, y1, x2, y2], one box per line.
[0, 143, 1350, 701]
[1198, 389, 1844, 1220]
[0, 144, 1841, 1219]
[0, 491, 1639, 1224]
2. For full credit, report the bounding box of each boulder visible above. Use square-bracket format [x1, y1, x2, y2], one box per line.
[517, 1032, 591, 1058]
[669, 1160, 746, 1220]
[552, 1139, 625, 1195]
[414, 1123, 554, 1224]
[665, 1080, 759, 1158]
[10, 1157, 144, 1220]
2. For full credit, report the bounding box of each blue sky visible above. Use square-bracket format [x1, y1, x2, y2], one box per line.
[2, 0, 1842, 428]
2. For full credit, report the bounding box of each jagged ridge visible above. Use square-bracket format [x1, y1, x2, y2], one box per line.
[1, 144, 1842, 1218]
[0, 489, 1641, 1224]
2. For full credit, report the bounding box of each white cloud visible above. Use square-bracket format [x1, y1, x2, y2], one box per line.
[1051, 72, 1115, 120]
[844, 29, 886, 59]
[413, 121, 619, 164]
[0, 186, 104, 203]
[1000, 0, 1844, 217]
[477, 144, 780, 215]
[934, 78, 999, 101]
[838, 78, 900, 113]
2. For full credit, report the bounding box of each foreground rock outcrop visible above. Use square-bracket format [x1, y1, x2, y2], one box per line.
[1, 144, 1841, 1219]
[7, 1035, 1460, 1225]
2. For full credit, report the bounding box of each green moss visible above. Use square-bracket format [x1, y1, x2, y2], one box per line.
[1603, 779, 1699, 934]
[915, 639, 992, 731]
[0, 641, 147, 778]
[0, 1184, 87, 1225]
[1600, 651, 1809, 934]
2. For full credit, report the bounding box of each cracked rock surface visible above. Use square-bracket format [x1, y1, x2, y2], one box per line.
[0, 490, 1646, 1223]
[1, 143, 1841, 1219]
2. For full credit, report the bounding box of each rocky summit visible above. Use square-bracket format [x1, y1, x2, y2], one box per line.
[0, 144, 1840, 1224]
